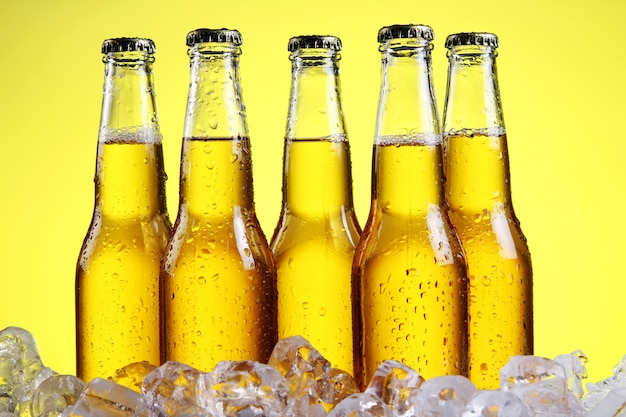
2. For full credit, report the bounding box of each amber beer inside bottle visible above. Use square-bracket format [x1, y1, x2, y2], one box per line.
[162, 136, 276, 367]
[76, 38, 171, 382]
[354, 25, 468, 385]
[442, 33, 533, 389]
[160, 29, 277, 371]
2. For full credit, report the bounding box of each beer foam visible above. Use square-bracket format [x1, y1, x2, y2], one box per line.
[99, 126, 163, 144]
[286, 134, 348, 143]
[443, 127, 506, 138]
[374, 132, 442, 146]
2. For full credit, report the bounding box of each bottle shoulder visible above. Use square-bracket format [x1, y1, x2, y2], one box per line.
[271, 210, 361, 249]
[356, 206, 466, 263]
[163, 209, 274, 273]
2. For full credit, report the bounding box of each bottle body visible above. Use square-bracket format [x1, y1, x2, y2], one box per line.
[271, 36, 361, 374]
[76, 38, 171, 382]
[355, 138, 468, 382]
[161, 29, 277, 371]
[442, 33, 533, 389]
[354, 26, 468, 385]
[271, 136, 361, 373]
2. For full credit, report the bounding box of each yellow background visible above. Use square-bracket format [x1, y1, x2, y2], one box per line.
[1, 0, 624, 386]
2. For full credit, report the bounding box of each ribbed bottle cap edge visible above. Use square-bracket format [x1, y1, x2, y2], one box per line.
[186, 28, 243, 46]
[377, 24, 435, 42]
[101, 38, 156, 54]
[445, 32, 499, 49]
[288, 35, 342, 51]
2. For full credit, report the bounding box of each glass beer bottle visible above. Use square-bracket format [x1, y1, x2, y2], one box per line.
[442, 32, 533, 389]
[76, 37, 171, 382]
[270, 35, 361, 374]
[354, 25, 468, 385]
[161, 28, 277, 371]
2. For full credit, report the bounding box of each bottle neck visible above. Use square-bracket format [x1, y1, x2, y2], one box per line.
[286, 49, 346, 139]
[373, 40, 444, 214]
[96, 52, 166, 219]
[442, 45, 503, 133]
[376, 39, 439, 138]
[100, 51, 159, 132]
[282, 49, 354, 216]
[180, 44, 254, 217]
[442, 45, 512, 212]
[183, 44, 248, 139]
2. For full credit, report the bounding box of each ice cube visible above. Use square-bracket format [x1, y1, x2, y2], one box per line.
[461, 390, 532, 417]
[0, 327, 46, 396]
[414, 375, 477, 417]
[0, 396, 16, 415]
[327, 393, 393, 417]
[283, 366, 359, 417]
[207, 360, 288, 417]
[139, 361, 205, 417]
[267, 336, 335, 417]
[313, 368, 359, 412]
[364, 360, 424, 417]
[0, 326, 56, 417]
[267, 336, 330, 394]
[584, 387, 626, 417]
[554, 351, 588, 399]
[61, 378, 140, 417]
[500, 355, 572, 415]
[29, 375, 85, 417]
[584, 354, 626, 412]
[109, 363, 156, 394]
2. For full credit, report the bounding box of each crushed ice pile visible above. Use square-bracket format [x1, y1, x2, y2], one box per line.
[1, 327, 626, 417]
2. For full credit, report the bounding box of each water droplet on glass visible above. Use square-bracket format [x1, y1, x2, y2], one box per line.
[480, 363, 489, 375]
[406, 268, 418, 276]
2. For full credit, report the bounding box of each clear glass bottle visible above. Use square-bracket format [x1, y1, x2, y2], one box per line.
[270, 35, 361, 374]
[442, 32, 533, 389]
[353, 24, 468, 386]
[76, 37, 171, 382]
[160, 28, 277, 371]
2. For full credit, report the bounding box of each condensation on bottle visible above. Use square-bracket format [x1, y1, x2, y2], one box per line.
[441, 32, 533, 390]
[353, 24, 469, 387]
[160, 28, 277, 372]
[76, 37, 172, 382]
[270, 35, 361, 375]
